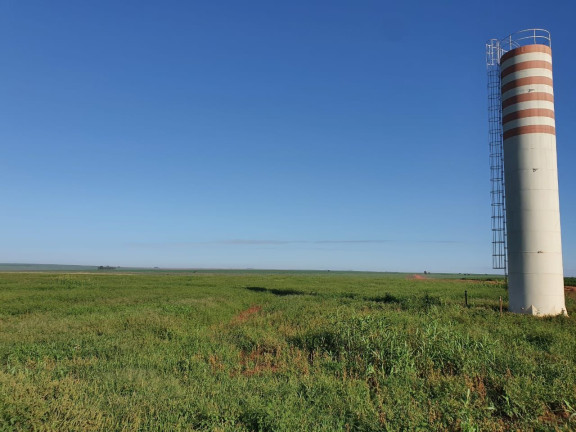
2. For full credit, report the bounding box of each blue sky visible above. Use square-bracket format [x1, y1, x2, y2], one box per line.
[1, 0, 575, 274]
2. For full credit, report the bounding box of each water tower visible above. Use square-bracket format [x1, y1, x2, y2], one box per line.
[486, 29, 566, 315]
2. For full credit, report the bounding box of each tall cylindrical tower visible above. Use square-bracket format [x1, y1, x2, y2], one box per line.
[499, 30, 566, 315]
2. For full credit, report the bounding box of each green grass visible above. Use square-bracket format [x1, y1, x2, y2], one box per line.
[0, 272, 575, 431]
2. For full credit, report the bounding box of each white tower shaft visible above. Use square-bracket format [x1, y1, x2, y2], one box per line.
[500, 42, 566, 315]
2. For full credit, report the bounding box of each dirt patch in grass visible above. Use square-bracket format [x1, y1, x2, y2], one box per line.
[232, 305, 262, 323]
[538, 404, 571, 427]
[407, 274, 427, 280]
[239, 347, 280, 376]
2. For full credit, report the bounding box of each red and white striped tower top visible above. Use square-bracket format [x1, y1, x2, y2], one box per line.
[500, 45, 555, 140]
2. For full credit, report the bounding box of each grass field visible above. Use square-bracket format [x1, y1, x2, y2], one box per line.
[1, 271, 575, 431]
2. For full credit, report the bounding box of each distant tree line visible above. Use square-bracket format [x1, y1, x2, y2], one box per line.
[97, 266, 118, 270]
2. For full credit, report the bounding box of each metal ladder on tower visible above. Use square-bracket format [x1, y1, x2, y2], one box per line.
[486, 39, 507, 272]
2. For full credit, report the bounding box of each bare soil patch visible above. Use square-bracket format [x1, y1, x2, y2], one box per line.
[407, 274, 427, 280]
[231, 305, 262, 323]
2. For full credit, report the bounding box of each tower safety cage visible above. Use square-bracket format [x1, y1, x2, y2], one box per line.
[486, 39, 507, 271]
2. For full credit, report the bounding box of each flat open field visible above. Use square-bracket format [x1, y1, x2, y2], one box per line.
[1, 272, 575, 431]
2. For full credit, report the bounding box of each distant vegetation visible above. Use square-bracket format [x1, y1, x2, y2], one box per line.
[0, 263, 97, 272]
[0, 272, 574, 430]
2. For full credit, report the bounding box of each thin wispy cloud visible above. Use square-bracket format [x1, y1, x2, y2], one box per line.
[222, 240, 393, 245]
[127, 239, 464, 248]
